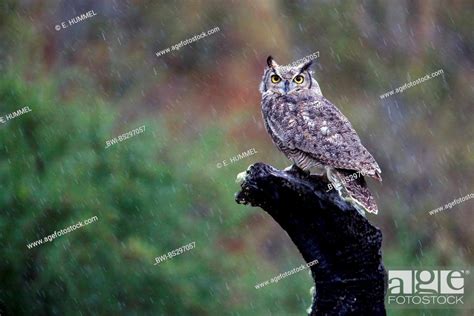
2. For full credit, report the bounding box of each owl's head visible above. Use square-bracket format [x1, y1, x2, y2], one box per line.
[259, 56, 322, 96]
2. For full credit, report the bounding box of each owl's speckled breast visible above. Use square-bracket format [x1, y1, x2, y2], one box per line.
[261, 94, 323, 170]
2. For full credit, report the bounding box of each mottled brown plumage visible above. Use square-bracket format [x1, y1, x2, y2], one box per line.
[260, 56, 382, 214]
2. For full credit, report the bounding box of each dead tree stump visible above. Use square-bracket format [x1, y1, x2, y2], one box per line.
[235, 162, 387, 315]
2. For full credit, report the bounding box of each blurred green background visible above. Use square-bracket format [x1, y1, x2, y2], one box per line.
[0, 1, 473, 315]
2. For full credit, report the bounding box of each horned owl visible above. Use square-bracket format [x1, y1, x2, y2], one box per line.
[259, 56, 382, 214]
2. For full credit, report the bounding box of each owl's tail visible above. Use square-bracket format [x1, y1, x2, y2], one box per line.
[327, 168, 379, 215]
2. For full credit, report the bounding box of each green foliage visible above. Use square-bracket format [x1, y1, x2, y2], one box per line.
[0, 73, 216, 315]
[0, 71, 316, 315]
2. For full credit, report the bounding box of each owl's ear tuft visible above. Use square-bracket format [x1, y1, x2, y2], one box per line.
[267, 56, 278, 68]
[299, 60, 313, 73]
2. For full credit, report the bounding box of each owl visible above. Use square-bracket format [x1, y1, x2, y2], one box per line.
[259, 56, 382, 215]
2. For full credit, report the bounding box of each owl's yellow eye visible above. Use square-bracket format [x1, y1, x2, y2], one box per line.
[271, 75, 281, 83]
[293, 75, 304, 84]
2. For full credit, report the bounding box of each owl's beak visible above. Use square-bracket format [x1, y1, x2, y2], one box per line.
[284, 80, 290, 94]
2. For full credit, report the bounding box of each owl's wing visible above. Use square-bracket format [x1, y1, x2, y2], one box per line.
[267, 92, 382, 180]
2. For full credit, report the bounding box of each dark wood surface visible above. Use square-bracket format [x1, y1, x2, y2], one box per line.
[235, 163, 387, 316]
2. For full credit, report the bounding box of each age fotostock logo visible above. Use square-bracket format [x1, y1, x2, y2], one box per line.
[387, 269, 470, 308]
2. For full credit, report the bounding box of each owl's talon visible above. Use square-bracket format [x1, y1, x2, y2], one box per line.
[284, 164, 310, 178]
[283, 165, 295, 172]
[284, 164, 299, 173]
[235, 171, 247, 184]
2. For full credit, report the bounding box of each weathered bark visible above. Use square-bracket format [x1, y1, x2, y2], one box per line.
[235, 163, 386, 315]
